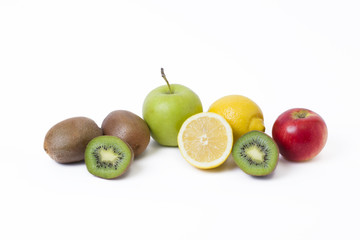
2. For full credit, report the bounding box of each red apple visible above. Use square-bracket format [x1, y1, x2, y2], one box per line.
[272, 108, 327, 162]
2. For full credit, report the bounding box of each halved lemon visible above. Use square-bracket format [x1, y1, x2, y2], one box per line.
[177, 112, 233, 169]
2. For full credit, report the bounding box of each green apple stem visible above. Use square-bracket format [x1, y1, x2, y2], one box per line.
[161, 68, 173, 94]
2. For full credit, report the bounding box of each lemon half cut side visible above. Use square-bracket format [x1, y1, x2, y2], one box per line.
[177, 112, 233, 169]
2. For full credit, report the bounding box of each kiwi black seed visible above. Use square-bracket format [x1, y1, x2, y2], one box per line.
[44, 117, 103, 163]
[232, 131, 279, 176]
[85, 135, 134, 179]
[101, 110, 150, 157]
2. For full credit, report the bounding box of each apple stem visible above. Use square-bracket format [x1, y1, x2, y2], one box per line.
[293, 110, 310, 119]
[161, 68, 173, 94]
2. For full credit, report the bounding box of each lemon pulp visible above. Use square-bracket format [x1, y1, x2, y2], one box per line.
[178, 112, 233, 169]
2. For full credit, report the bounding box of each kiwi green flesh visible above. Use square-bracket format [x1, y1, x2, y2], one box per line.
[232, 131, 279, 176]
[85, 136, 133, 179]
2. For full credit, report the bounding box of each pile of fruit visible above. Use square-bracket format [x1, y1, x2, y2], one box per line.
[44, 69, 328, 179]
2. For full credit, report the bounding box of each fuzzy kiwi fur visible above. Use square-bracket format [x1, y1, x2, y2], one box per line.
[101, 110, 150, 157]
[44, 117, 103, 163]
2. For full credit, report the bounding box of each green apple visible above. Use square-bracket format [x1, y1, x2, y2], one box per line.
[142, 69, 203, 146]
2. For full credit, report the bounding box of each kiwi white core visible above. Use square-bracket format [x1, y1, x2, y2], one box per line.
[99, 148, 119, 163]
[246, 146, 265, 164]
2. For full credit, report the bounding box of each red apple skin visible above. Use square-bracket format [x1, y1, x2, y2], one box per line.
[272, 108, 328, 162]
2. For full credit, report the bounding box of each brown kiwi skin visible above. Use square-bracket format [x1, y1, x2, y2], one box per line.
[101, 110, 150, 157]
[44, 117, 103, 163]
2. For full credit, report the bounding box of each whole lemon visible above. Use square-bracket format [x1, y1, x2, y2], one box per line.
[208, 95, 265, 143]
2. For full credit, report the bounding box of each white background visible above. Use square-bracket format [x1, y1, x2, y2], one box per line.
[1, 0, 359, 239]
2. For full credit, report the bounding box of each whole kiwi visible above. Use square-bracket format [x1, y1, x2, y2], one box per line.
[44, 117, 103, 163]
[101, 110, 150, 157]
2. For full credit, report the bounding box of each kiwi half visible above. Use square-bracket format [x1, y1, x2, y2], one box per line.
[85, 136, 134, 179]
[232, 131, 279, 176]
